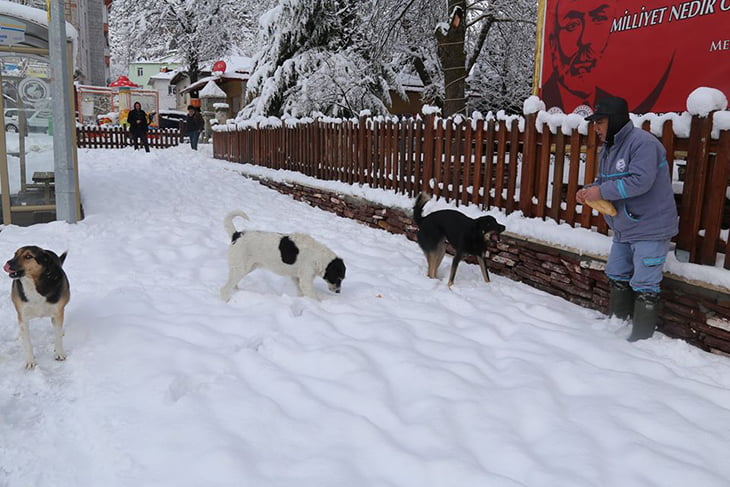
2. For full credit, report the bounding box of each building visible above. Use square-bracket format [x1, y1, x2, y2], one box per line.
[147, 69, 178, 111]
[127, 56, 181, 89]
[8, 0, 111, 86]
[176, 56, 253, 115]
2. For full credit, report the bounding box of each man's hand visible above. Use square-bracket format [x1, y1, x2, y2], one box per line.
[577, 185, 602, 203]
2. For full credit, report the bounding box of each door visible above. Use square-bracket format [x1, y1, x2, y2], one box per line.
[0, 52, 56, 225]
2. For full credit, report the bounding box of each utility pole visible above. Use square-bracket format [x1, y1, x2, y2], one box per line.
[48, 0, 78, 223]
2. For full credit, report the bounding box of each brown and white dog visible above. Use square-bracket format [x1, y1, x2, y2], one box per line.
[4, 246, 70, 369]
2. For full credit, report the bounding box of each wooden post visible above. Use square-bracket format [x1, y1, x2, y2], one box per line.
[482, 120, 496, 209]
[461, 120, 473, 205]
[506, 119, 520, 214]
[519, 113, 538, 214]
[494, 120, 507, 208]
[422, 114, 435, 193]
[550, 131, 566, 222]
[358, 114, 366, 185]
[565, 129, 581, 225]
[413, 118, 424, 194]
[471, 119, 485, 206]
[535, 128, 551, 219]
[580, 127, 599, 229]
[701, 129, 730, 266]
[677, 113, 713, 262]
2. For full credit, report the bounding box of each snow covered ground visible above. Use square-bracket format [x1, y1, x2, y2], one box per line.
[2, 144, 730, 487]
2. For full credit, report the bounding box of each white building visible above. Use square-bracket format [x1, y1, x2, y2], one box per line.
[147, 69, 178, 111]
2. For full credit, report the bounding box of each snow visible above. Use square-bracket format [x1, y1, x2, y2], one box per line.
[200, 80, 227, 98]
[421, 104, 441, 116]
[0, 0, 77, 40]
[522, 95, 545, 115]
[3, 144, 730, 486]
[686, 87, 728, 117]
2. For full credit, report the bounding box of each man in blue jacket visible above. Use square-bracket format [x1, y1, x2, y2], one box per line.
[576, 96, 678, 341]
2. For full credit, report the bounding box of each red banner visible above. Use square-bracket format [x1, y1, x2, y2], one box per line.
[537, 0, 730, 115]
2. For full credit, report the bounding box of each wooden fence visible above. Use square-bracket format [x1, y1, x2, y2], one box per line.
[212, 112, 730, 269]
[76, 126, 182, 149]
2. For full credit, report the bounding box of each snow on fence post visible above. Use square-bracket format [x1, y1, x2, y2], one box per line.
[677, 87, 729, 265]
[700, 129, 730, 267]
[470, 117, 485, 206]
[357, 112, 368, 185]
[421, 106, 440, 193]
[519, 97, 545, 216]
[579, 127, 599, 229]
[520, 112, 538, 215]
[506, 118, 520, 214]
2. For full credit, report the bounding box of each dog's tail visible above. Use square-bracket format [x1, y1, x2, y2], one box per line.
[223, 210, 250, 239]
[413, 192, 430, 225]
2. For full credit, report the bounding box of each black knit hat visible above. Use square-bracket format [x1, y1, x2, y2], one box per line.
[586, 96, 631, 146]
[585, 96, 628, 122]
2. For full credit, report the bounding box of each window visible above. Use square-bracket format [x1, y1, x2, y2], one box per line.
[137, 67, 143, 76]
[168, 85, 176, 95]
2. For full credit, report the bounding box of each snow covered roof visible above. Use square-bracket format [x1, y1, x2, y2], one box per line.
[131, 53, 182, 65]
[180, 72, 249, 94]
[0, 0, 77, 48]
[199, 79, 227, 98]
[148, 70, 177, 83]
[398, 74, 424, 91]
[200, 55, 253, 74]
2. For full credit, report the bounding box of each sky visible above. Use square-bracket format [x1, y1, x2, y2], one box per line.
[2, 142, 730, 486]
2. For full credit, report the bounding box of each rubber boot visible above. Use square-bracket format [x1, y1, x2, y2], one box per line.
[609, 279, 634, 320]
[628, 292, 660, 342]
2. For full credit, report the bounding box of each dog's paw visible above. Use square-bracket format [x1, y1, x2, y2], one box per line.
[25, 359, 37, 370]
[54, 352, 67, 361]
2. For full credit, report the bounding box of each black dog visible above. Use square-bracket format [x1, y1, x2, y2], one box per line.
[413, 193, 505, 287]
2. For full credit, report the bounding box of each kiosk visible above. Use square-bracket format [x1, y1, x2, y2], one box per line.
[0, 3, 80, 225]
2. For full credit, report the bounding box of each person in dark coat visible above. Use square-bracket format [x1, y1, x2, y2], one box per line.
[127, 101, 150, 152]
[185, 105, 204, 150]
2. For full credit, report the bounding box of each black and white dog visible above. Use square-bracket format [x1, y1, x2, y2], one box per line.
[220, 210, 346, 301]
[413, 193, 505, 287]
[4, 246, 70, 369]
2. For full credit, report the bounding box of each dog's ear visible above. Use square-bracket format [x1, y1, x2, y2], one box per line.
[58, 252, 68, 266]
[325, 258, 346, 280]
[35, 250, 51, 265]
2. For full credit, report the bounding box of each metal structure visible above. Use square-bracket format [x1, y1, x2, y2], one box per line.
[0, 2, 80, 225]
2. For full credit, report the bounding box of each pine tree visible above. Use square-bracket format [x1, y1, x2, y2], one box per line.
[243, 0, 397, 117]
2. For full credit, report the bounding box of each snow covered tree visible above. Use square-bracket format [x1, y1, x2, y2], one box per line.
[242, 0, 400, 117]
[373, 0, 536, 116]
[109, 0, 268, 83]
[467, 13, 537, 115]
[241, 0, 537, 118]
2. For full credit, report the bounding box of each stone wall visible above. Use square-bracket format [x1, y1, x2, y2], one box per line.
[253, 176, 730, 356]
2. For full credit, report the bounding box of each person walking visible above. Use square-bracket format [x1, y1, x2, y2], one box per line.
[576, 96, 678, 342]
[127, 102, 150, 152]
[185, 105, 204, 150]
